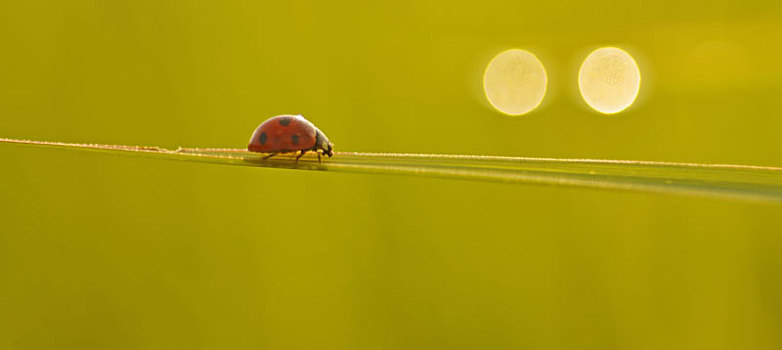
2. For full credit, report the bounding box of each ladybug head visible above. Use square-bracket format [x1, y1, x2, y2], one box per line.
[323, 141, 334, 157]
[315, 128, 334, 157]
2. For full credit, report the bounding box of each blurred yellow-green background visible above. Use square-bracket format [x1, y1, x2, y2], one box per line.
[2, 1, 782, 349]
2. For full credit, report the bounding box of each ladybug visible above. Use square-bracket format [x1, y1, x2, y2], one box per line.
[248, 114, 334, 162]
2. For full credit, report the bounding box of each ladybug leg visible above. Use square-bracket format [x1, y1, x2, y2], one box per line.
[263, 152, 278, 160]
[295, 150, 306, 162]
[317, 152, 322, 163]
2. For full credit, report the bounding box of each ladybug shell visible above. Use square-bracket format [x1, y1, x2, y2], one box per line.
[248, 115, 317, 153]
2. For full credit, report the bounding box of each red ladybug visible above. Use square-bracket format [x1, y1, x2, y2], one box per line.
[248, 115, 334, 162]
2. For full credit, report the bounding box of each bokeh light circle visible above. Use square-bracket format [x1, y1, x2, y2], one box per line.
[483, 49, 548, 116]
[578, 47, 641, 114]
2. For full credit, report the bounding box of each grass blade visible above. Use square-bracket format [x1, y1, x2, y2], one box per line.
[2, 137, 782, 202]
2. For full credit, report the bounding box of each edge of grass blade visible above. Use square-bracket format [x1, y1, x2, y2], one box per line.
[2, 137, 782, 203]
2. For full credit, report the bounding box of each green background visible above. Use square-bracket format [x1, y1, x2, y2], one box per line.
[2, 0, 782, 349]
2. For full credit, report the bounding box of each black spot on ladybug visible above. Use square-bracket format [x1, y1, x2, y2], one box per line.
[279, 117, 291, 126]
[259, 132, 267, 145]
[291, 134, 300, 145]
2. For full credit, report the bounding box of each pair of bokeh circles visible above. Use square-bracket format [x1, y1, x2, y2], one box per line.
[483, 47, 641, 115]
